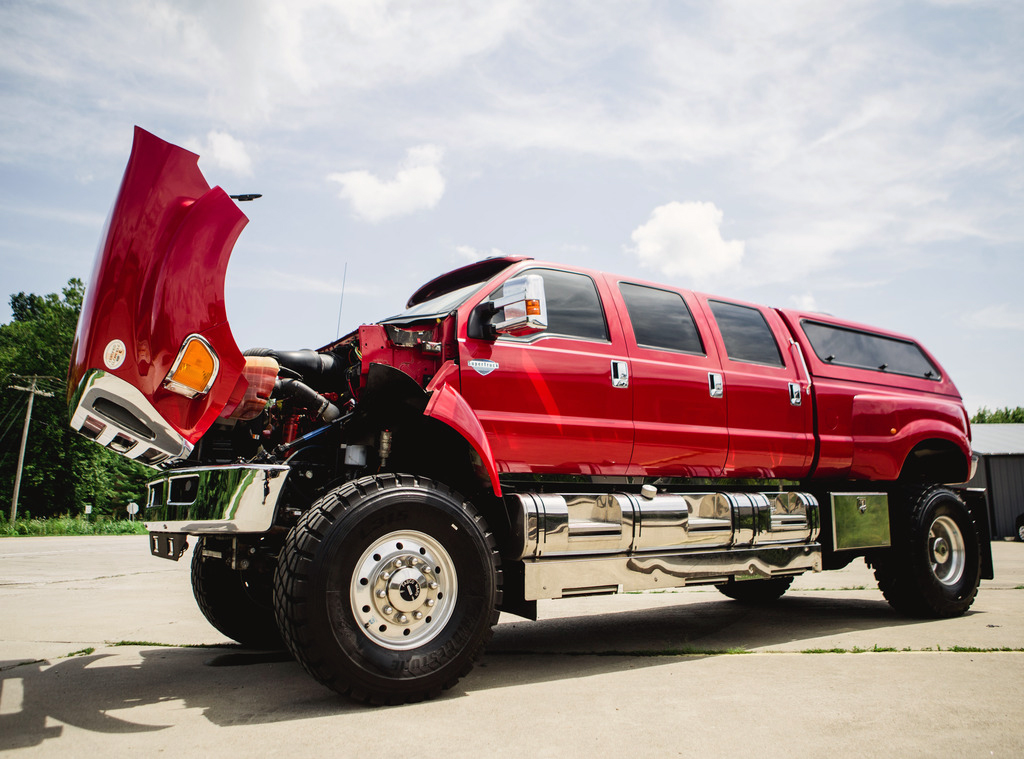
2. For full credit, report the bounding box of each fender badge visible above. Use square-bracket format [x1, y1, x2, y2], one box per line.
[469, 359, 499, 376]
[103, 339, 127, 370]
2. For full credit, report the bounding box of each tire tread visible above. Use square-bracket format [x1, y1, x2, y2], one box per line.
[274, 474, 501, 705]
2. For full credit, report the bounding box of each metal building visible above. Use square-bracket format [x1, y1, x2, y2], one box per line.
[966, 424, 1024, 541]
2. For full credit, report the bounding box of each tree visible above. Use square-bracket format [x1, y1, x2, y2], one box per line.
[971, 406, 1024, 424]
[0, 280, 149, 519]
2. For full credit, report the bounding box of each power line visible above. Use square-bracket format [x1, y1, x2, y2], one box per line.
[6, 376, 56, 522]
[0, 395, 29, 445]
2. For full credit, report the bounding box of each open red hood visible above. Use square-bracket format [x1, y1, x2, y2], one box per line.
[67, 127, 248, 465]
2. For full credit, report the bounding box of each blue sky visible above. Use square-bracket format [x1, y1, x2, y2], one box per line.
[1, 0, 1021, 413]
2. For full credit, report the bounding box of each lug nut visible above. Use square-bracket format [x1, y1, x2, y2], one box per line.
[397, 614, 408, 624]
[394, 559, 404, 568]
[413, 611, 423, 620]
[383, 606, 393, 615]
[382, 571, 391, 581]
[429, 582, 439, 590]
[426, 599, 435, 608]
[376, 589, 386, 598]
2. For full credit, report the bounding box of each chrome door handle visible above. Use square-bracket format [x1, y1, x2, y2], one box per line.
[708, 372, 724, 398]
[611, 360, 629, 389]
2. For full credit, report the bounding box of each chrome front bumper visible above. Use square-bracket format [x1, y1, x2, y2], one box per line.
[144, 464, 290, 534]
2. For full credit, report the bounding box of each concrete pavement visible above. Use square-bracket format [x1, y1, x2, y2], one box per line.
[1, 535, 1022, 757]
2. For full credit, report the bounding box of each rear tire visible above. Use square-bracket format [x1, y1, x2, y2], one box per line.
[191, 537, 283, 649]
[873, 486, 981, 618]
[274, 474, 501, 705]
[716, 576, 794, 604]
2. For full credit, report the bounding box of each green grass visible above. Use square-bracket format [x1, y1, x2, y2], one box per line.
[0, 516, 147, 537]
[801, 645, 1024, 654]
[108, 640, 237, 649]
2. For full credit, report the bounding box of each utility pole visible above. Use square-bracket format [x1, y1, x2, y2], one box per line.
[8, 376, 55, 522]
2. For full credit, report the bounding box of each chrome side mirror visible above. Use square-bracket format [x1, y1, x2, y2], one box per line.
[490, 274, 548, 337]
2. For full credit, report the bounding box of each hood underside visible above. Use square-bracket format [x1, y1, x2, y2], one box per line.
[68, 127, 249, 464]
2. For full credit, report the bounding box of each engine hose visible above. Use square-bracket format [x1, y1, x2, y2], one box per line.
[274, 378, 342, 422]
[244, 348, 344, 391]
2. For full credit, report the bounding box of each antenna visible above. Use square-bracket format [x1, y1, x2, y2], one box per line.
[336, 262, 349, 339]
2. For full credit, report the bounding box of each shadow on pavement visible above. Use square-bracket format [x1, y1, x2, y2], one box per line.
[490, 593, 925, 654]
[0, 593, 943, 748]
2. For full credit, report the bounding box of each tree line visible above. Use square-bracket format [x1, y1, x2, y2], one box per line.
[972, 406, 1024, 424]
[1, 280, 148, 520]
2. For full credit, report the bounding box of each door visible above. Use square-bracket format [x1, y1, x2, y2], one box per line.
[700, 298, 814, 479]
[459, 267, 634, 475]
[614, 282, 728, 477]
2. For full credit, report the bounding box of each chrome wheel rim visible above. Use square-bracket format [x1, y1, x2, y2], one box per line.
[928, 515, 965, 586]
[350, 530, 458, 650]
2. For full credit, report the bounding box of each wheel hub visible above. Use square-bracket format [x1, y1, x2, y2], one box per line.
[350, 530, 457, 650]
[928, 515, 966, 587]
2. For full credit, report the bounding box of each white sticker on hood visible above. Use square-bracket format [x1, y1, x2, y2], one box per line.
[103, 339, 127, 370]
[468, 359, 499, 376]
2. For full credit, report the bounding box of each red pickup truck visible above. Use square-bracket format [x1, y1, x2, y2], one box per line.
[68, 128, 988, 704]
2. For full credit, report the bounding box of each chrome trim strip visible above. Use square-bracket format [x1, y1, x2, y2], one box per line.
[523, 544, 822, 600]
[143, 464, 290, 534]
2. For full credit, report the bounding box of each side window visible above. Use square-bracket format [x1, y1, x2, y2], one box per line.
[491, 269, 608, 341]
[709, 300, 784, 367]
[619, 283, 705, 355]
[801, 321, 940, 379]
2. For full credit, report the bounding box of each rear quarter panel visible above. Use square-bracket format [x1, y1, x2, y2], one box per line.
[777, 309, 970, 481]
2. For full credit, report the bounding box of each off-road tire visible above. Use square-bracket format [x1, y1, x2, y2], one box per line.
[716, 576, 794, 604]
[873, 486, 981, 618]
[191, 537, 283, 649]
[274, 474, 501, 705]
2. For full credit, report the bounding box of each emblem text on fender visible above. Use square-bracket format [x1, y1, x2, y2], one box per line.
[103, 339, 127, 370]
[469, 359, 499, 376]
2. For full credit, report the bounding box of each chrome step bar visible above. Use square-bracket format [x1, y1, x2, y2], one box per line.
[508, 490, 821, 600]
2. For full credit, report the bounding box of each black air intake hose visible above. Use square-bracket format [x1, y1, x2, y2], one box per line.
[244, 348, 344, 392]
[274, 378, 342, 422]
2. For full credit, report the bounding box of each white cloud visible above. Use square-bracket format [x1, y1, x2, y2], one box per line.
[790, 293, 818, 312]
[455, 245, 506, 263]
[328, 145, 446, 223]
[964, 304, 1024, 331]
[628, 201, 744, 282]
[187, 131, 254, 176]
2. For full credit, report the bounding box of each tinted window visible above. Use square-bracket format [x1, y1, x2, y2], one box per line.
[619, 283, 704, 354]
[709, 301, 784, 367]
[801, 321, 940, 379]
[491, 269, 608, 341]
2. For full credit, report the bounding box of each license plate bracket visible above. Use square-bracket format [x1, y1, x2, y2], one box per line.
[149, 532, 189, 561]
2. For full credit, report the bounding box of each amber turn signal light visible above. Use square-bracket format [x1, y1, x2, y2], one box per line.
[525, 299, 541, 316]
[163, 335, 219, 398]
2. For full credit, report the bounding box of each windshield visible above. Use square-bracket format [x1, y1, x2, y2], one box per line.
[383, 281, 486, 323]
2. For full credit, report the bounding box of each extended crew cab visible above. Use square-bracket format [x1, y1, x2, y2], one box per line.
[69, 128, 989, 704]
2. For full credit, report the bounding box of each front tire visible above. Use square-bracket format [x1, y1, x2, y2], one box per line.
[873, 486, 981, 618]
[274, 474, 501, 705]
[191, 537, 283, 649]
